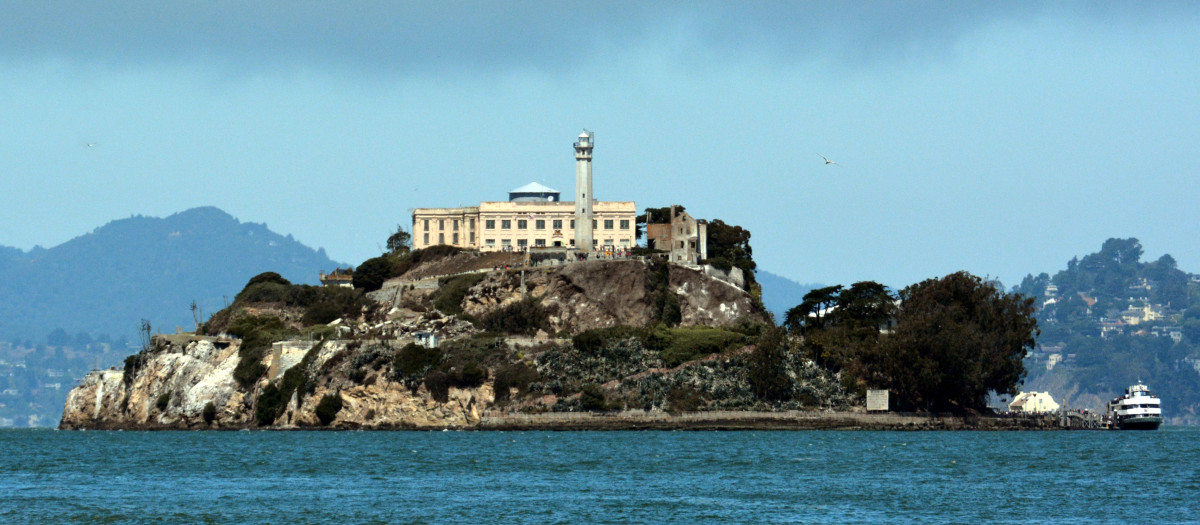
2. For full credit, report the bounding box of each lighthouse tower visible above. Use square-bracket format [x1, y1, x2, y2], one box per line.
[573, 130, 594, 253]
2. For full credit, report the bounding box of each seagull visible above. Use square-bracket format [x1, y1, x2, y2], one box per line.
[818, 154, 839, 166]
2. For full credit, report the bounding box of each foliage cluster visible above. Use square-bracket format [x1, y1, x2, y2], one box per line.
[227, 314, 299, 390]
[254, 340, 323, 426]
[390, 337, 506, 399]
[480, 297, 548, 335]
[353, 245, 463, 292]
[645, 258, 681, 327]
[788, 272, 1037, 412]
[493, 362, 541, 403]
[433, 273, 487, 315]
[314, 393, 343, 425]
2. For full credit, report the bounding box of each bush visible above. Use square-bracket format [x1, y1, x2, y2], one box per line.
[433, 273, 486, 315]
[314, 393, 344, 426]
[393, 343, 442, 380]
[202, 401, 217, 425]
[481, 297, 547, 335]
[580, 383, 606, 411]
[155, 393, 170, 411]
[255, 384, 289, 426]
[493, 362, 541, 402]
[660, 326, 749, 367]
[424, 370, 450, 403]
[228, 314, 299, 389]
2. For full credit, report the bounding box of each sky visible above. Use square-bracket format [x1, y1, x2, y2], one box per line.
[2, 1, 1199, 290]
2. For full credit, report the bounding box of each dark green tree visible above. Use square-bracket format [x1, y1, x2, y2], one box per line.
[875, 271, 1038, 413]
[386, 224, 412, 255]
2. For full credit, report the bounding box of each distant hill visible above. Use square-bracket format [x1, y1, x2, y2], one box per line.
[757, 270, 822, 322]
[0, 207, 347, 342]
[1014, 238, 1200, 424]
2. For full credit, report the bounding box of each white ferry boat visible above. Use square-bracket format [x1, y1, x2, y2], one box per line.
[1106, 382, 1163, 430]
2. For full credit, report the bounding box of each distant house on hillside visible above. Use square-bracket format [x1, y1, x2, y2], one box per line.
[319, 269, 354, 288]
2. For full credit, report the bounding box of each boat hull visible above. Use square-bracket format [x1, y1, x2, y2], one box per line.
[1117, 416, 1162, 430]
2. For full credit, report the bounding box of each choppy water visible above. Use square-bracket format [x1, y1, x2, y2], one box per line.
[2, 427, 1198, 523]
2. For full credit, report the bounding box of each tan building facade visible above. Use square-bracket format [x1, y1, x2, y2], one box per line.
[411, 131, 636, 253]
[413, 200, 635, 252]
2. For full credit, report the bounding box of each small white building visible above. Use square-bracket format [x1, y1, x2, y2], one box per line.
[1008, 391, 1060, 413]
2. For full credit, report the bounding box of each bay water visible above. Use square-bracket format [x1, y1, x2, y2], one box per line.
[2, 427, 1197, 523]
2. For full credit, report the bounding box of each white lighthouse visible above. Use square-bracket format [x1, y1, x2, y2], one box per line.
[573, 130, 594, 253]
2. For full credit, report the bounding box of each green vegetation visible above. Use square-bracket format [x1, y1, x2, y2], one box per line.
[480, 297, 547, 335]
[202, 401, 217, 425]
[155, 392, 170, 411]
[1015, 238, 1200, 420]
[748, 326, 791, 401]
[786, 272, 1037, 412]
[227, 314, 298, 389]
[493, 362, 541, 403]
[314, 393, 343, 426]
[433, 273, 486, 315]
[579, 383, 606, 411]
[353, 245, 463, 292]
[254, 340, 324, 426]
[572, 324, 750, 368]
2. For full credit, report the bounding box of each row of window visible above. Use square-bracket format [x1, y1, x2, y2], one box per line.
[422, 232, 476, 245]
[421, 218, 476, 232]
[483, 238, 632, 248]
[482, 219, 630, 231]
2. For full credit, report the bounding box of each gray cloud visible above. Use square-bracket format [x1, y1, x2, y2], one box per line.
[1, 1, 1191, 75]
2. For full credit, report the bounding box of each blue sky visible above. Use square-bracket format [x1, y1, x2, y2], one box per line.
[2, 2, 1198, 289]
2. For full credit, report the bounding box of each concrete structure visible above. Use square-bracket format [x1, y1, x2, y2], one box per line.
[866, 389, 890, 412]
[411, 131, 635, 253]
[645, 205, 707, 265]
[574, 130, 595, 252]
[1008, 391, 1060, 413]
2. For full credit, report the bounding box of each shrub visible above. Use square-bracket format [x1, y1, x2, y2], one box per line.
[424, 370, 450, 402]
[228, 314, 298, 389]
[315, 393, 344, 425]
[481, 297, 547, 335]
[493, 362, 541, 402]
[122, 353, 145, 387]
[155, 392, 170, 411]
[580, 383, 606, 411]
[255, 384, 288, 426]
[660, 326, 749, 367]
[202, 401, 217, 425]
[393, 343, 442, 380]
[433, 273, 486, 315]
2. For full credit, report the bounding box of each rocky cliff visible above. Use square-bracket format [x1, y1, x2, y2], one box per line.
[62, 258, 848, 431]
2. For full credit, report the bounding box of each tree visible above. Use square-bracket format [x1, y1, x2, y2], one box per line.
[748, 326, 792, 401]
[353, 255, 397, 292]
[874, 271, 1038, 413]
[386, 224, 411, 255]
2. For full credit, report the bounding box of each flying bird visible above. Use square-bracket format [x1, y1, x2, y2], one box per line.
[818, 154, 839, 166]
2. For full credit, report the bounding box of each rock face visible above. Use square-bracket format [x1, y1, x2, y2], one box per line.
[61, 335, 492, 430]
[60, 259, 773, 430]
[461, 259, 760, 333]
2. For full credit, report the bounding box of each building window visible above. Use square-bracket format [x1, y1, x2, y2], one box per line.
[593, 240, 598, 247]
[592, 219, 597, 229]
[501, 239, 511, 247]
[453, 220, 459, 231]
[535, 239, 545, 247]
[620, 220, 630, 230]
[501, 220, 511, 229]
[486, 239, 496, 248]
[486, 219, 495, 229]
[517, 239, 528, 248]
[424, 219, 430, 231]
[452, 233, 458, 244]
[571, 220, 576, 229]
[439, 233, 445, 244]
[553, 219, 563, 229]
[439, 219, 445, 230]
[423, 233, 429, 244]
[517, 220, 527, 229]
[469, 218, 475, 229]
[621, 239, 630, 247]
[535, 219, 545, 230]
[569, 239, 575, 246]
[604, 219, 613, 230]
[469, 232, 475, 243]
